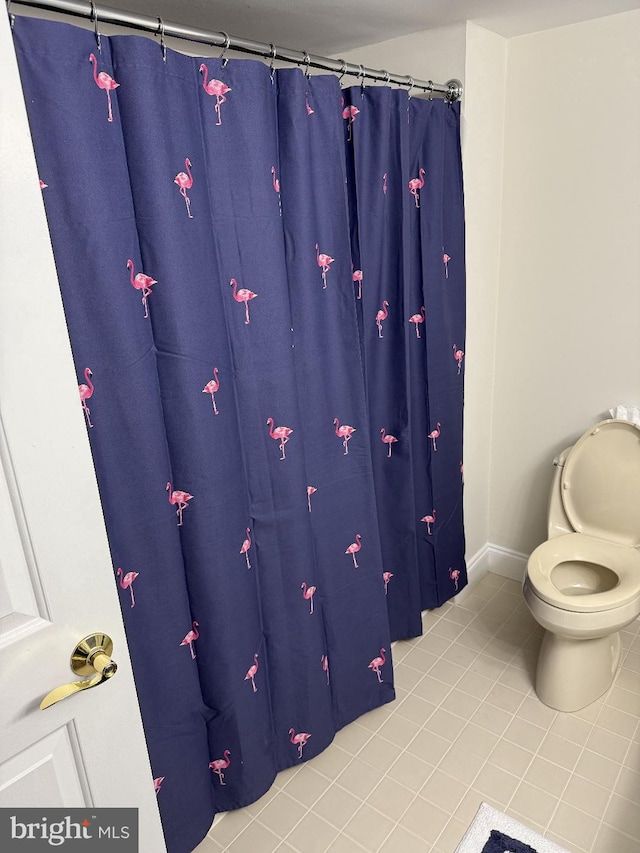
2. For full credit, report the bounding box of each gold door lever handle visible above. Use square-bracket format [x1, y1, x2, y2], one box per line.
[40, 633, 117, 710]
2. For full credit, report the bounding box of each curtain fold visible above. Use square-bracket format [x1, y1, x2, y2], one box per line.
[13, 17, 466, 853]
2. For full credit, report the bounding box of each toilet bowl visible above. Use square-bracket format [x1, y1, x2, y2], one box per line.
[523, 419, 640, 712]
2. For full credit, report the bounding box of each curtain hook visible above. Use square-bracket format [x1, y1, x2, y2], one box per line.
[7, 0, 15, 30]
[338, 60, 348, 82]
[219, 32, 230, 67]
[156, 17, 167, 63]
[302, 51, 311, 80]
[382, 70, 391, 88]
[269, 43, 277, 83]
[358, 64, 366, 95]
[406, 76, 415, 100]
[90, 0, 101, 52]
[427, 80, 434, 101]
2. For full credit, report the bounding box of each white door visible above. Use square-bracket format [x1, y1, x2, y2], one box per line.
[0, 13, 167, 853]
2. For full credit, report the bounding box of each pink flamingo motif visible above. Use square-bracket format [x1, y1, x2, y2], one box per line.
[289, 728, 311, 759]
[460, 461, 464, 483]
[346, 533, 362, 568]
[78, 367, 94, 428]
[305, 94, 314, 115]
[116, 567, 139, 608]
[428, 423, 441, 451]
[199, 65, 230, 125]
[240, 528, 252, 569]
[244, 653, 259, 692]
[153, 777, 164, 795]
[307, 486, 317, 512]
[342, 104, 360, 141]
[321, 654, 329, 684]
[376, 300, 389, 338]
[453, 344, 464, 374]
[408, 167, 425, 208]
[267, 418, 293, 460]
[127, 259, 157, 319]
[450, 567, 461, 591]
[334, 418, 356, 455]
[352, 266, 363, 300]
[180, 621, 199, 659]
[271, 166, 282, 215]
[409, 306, 426, 338]
[382, 173, 387, 194]
[421, 510, 436, 535]
[202, 368, 220, 414]
[443, 252, 451, 278]
[315, 244, 335, 289]
[173, 158, 194, 218]
[230, 278, 257, 325]
[380, 428, 398, 458]
[301, 582, 316, 614]
[368, 648, 386, 683]
[39, 179, 48, 189]
[209, 750, 231, 784]
[382, 572, 394, 595]
[89, 53, 119, 123]
[166, 482, 194, 526]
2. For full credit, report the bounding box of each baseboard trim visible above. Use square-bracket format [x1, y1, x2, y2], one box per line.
[456, 542, 529, 603]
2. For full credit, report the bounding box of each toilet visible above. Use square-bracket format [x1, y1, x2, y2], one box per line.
[523, 418, 640, 712]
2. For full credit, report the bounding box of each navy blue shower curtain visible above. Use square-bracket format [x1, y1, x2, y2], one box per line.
[13, 17, 466, 853]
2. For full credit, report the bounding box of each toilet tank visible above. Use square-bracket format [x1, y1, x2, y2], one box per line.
[547, 446, 575, 539]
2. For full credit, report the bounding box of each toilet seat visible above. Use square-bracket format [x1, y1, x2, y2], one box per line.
[527, 533, 640, 613]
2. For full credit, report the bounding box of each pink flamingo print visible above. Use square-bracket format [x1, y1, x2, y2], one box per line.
[321, 654, 329, 684]
[460, 461, 464, 483]
[342, 104, 360, 141]
[166, 482, 194, 526]
[267, 418, 293, 460]
[443, 252, 451, 278]
[345, 533, 362, 568]
[240, 528, 252, 569]
[244, 653, 259, 692]
[289, 728, 311, 759]
[428, 423, 441, 451]
[334, 418, 356, 455]
[305, 94, 314, 115]
[380, 428, 398, 458]
[78, 367, 94, 428]
[199, 65, 230, 125]
[180, 621, 199, 659]
[409, 306, 426, 338]
[271, 166, 282, 215]
[127, 259, 157, 319]
[382, 572, 394, 594]
[368, 648, 386, 683]
[352, 266, 363, 300]
[89, 53, 119, 123]
[39, 179, 48, 190]
[230, 277, 257, 325]
[153, 777, 164, 795]
[209, 750, 231, 784]
[382, 173, 387, 194]
[173, 158, 194, 218]
[376, 300, 389, 338]
[408, 167, 425, 208]
[315, 244, 334, 289]
[453, 344, 464, 374]
[421, 510, 436, 535]
[301, 582, 316, 614]
[307, 486, 317, 512]
[202, 368, 220, 414]
[450, 567, 461, 591]
[116, 567, 139, 608]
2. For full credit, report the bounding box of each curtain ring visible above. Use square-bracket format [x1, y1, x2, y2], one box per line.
[382, 70, 391, 87]
[269, 43, 277, 83]
[7, 0, 16, 30]
[219, 32, 230, 67]
[90, 0, 101, 52]
[358, 64, 366, 95]
[338, 60, 348, 82]
[156, 17, 167, 63]
[302, 51, 311, 80]
[406, 76, 415, 100]
[427, 80, 434, 101]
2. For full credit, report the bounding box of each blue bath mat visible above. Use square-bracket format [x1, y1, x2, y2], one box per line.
[456, 803, 572, 853]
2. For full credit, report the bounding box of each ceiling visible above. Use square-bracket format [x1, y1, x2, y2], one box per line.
[107, 0, 640, 55]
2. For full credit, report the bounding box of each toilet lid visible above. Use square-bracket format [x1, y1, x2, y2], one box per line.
[562, 419, 640, 547]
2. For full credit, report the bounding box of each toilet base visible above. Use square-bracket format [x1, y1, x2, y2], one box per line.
[535, 630, 622, 712]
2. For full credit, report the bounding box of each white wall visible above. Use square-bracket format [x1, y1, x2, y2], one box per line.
[490, 9, 640, 556]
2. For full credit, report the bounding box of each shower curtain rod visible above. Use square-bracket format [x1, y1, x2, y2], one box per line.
[8, 0, 463, 101]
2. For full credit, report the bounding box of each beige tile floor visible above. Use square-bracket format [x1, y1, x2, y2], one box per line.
[193, 572, 640, 853]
